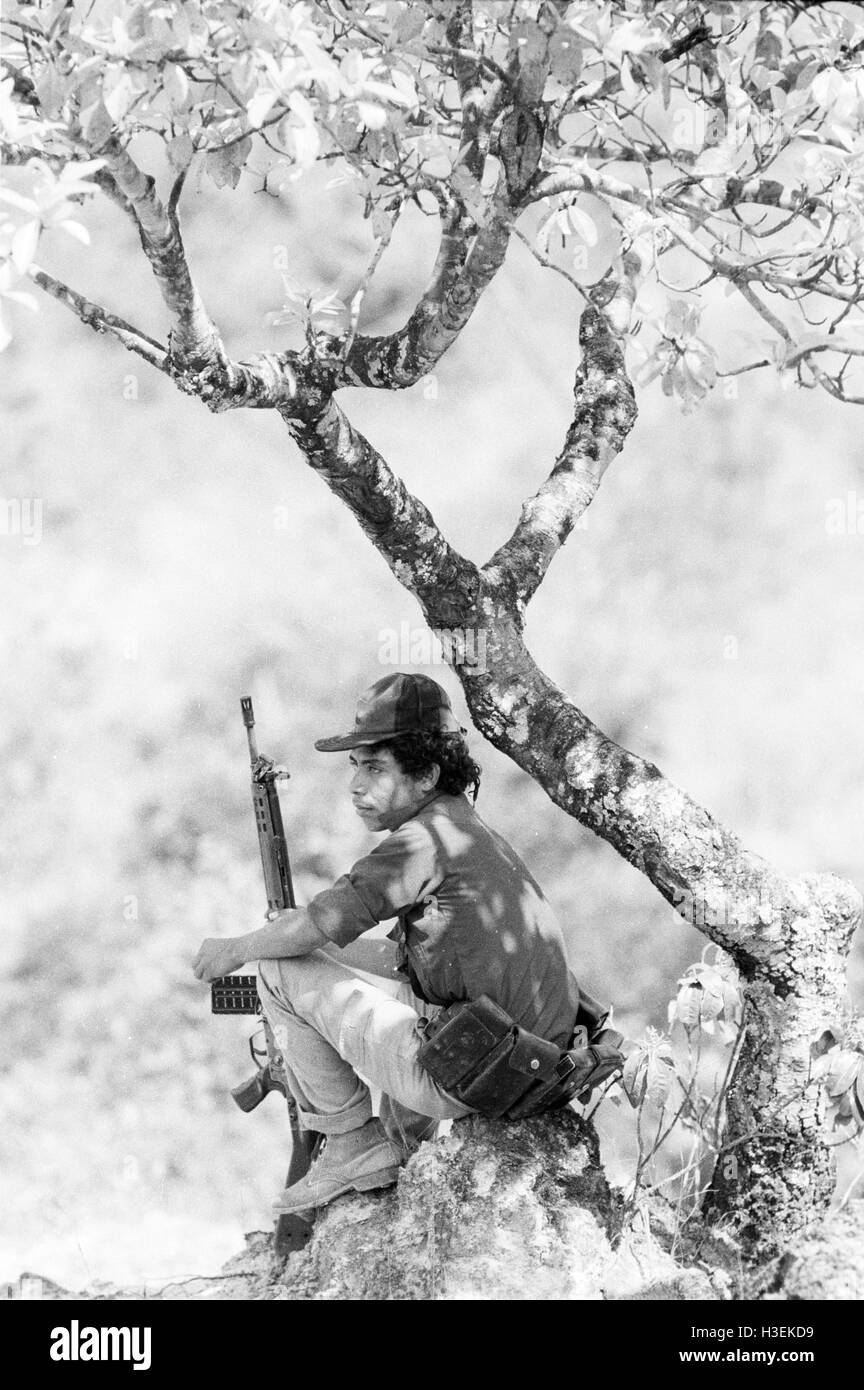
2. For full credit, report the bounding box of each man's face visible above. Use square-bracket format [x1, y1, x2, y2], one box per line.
[348, 745, 436, 832]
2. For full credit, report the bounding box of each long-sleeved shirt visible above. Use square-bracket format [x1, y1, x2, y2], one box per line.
[306, 791, 583, 1048]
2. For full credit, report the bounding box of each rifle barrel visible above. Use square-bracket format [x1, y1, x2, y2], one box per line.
[240, 695, 259, 763]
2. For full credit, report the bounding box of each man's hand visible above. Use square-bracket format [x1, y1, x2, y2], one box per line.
[193, 936, 248, 982]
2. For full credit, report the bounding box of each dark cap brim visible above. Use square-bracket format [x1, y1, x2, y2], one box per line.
[315, 723, 469, 752]
[314, 730, 404, 753]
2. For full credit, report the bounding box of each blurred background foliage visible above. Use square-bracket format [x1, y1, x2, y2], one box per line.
[2, 159, 864, 1288]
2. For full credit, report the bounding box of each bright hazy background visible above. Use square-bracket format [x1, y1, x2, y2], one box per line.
[3, 157, 863, 1290]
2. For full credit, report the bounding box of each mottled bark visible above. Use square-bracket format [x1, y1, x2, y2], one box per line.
[277, 393, 479, 624]
[529, 170, 822, 219]
[34, 262, 313, 412]
[704, 877, 860, 1249]
[90, 139, 223, 370]
[717, 176, 822, 214]
[342, 175, 517, 391]
[28, 266, 167, 368]
[343, 61, 547, 391]
[487, 305, 637, 607]
[443, 600, 861, 1256]
[446, 0, 486, 183]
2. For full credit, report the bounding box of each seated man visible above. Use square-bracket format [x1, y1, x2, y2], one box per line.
[193, 672, 604, 1216]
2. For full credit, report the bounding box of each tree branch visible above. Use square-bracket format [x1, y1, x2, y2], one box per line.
[1, 139, 56, 167]
[446, 0, 486, 182]
[278, 394, 479, 624]
[30, 259, 307, 409]
[90, 139, 224, 370]
[660, 21, 712, 62]
[716, 176, 823, 215]
[269, 356, 853, 990]
[485, 305, 636, 607]
[531, 168, 822, 221]
[511, 223, 588, 299]
[457, 602, 862, 984]
[341, 176, 516, 390]
[342, 90, 548, 391]
[28, 265, 168, 368]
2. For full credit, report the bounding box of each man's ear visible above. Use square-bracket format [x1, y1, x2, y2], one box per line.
[422, 763, 441, 791]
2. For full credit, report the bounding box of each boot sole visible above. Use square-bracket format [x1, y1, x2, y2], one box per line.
[274, 1164, 401, 1216]
[352, 1165, 400, 1193]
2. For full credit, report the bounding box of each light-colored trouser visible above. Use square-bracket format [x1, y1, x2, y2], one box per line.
[256, 947, 475, 1150]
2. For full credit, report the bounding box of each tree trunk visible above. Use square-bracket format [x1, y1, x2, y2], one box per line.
[431, 593, 861, 1257]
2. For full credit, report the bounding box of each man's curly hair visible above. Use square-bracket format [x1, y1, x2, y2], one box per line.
[371, 730, 482, 801]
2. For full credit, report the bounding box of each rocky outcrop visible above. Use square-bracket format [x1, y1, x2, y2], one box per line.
[276, 1110, 718, 1301]
[752, 1202, 864, 1301]
[3, 1112, 723, 1301]
[13, 1112, 862, 1301]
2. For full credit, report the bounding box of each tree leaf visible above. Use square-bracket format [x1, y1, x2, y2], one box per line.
[0, 188, 38, 216]
[246, 88, 280, 129]
[10, 220, 40, 276]
[450, 163, 486, 222]
[564, 204, 598, 247]
[81, 100, 115, 148]
[59, 220, 91, 245]
[811, 1026, 844, 1059]
[825, 1050, 862, 1098]
[549, 31, 582, 84]
[393, 7, 426, 45]
[355, 102, 388, 132]
[640, 54, 671, 109]
[674, 980, 704, 1029]
[0, 75, 21, 137]
[646, 1048, 675, 1109]
[622, 1048, 647, 1106]
[36, 64, 67, 120]
[102, 71, 136, 124]
[204, 138, 252, 190]
[163, 64, 190, 108]
[167, 134, 195, 171]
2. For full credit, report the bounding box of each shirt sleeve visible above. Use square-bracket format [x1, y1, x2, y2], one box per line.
[306, 815, 440, 948]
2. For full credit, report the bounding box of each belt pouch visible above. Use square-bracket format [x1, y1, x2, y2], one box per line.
[417, 996, 562, 1118]
[507, 1029, 626, 1119]
[417, 997, 512, 1092]
[455, 1027, 560, 1118]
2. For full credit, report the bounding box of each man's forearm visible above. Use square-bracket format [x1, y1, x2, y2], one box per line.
[240, 907, 328, 962]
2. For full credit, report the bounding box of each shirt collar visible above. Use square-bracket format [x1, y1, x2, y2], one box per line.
[382, 787, 446, 833]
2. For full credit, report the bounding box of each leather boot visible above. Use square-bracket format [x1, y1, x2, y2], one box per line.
[273, 1118, 405, 1215]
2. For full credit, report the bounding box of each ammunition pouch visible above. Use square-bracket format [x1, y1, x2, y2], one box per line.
[417, 995, 624, 1120]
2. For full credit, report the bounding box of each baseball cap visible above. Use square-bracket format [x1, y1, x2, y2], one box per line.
[314, 673, 465, 752]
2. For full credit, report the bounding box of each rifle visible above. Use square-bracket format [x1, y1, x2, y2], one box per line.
[210, 696, 320, 1253]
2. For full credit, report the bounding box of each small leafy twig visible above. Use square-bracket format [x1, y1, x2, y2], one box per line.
[343, 207, 400, 357]
[511, 222, 588, 300]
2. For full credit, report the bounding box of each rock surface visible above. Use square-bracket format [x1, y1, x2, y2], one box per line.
[2, 1111, 722, 1300]
[753, 1201, 864, 1301]
[8, 1112, 861, 1300]
[277, 1110, 717, 1300]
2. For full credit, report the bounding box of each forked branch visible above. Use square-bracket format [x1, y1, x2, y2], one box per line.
[485, 305, 636, 607]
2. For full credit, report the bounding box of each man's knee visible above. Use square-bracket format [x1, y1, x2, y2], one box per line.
[256, 957, 277, 993]
[256, 953, 324, 1010]
[256, 956, 294, 1007]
